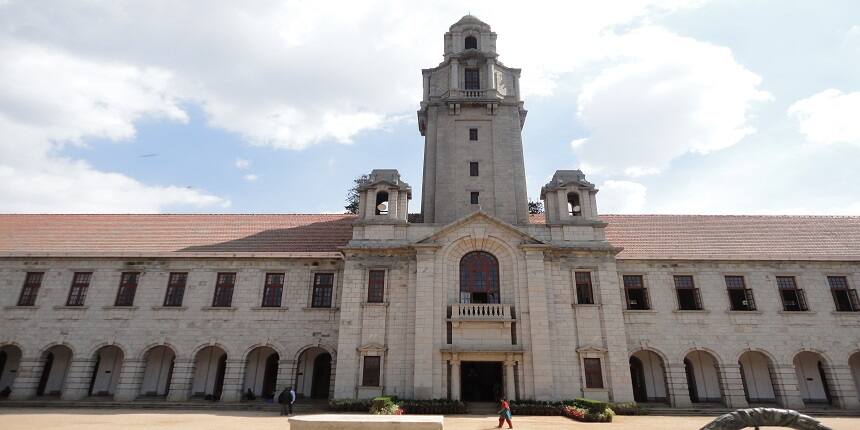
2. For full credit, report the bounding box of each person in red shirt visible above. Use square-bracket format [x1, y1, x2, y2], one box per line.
[497, 398, 513, 429]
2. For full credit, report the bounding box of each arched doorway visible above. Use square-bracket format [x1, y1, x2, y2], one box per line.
[192, 346, 227, 401]
[850, 352, 860, 400]
[37, 345, 73, 397]
[630, 350, 668, 403]
[738, 351, 777, 404]
[140, 346, 175, 397]
[793, 351, 832, 405]
[88, 345, 124, 397]
[244, 347, 279, 400]
[459, 251, 500, 304]
[0, 345, 22, 398]
[684, 351, 722, 404]
[295, 347, 332, 399]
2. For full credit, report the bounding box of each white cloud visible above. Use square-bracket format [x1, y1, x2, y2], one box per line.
[598, 180, 647, 213]
[243, 174, 260, 182]
[788, 89, 860, 146]
[234, 158, 251, 169]
[0, 41, 227, 213]
[573, 27, 770, 176]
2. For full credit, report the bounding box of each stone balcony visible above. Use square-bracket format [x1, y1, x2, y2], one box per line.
[442, 88, 504, 101]
[449, 303, 514, 327]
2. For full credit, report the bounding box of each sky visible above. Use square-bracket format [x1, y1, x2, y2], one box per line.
[0, 0, 858, 215]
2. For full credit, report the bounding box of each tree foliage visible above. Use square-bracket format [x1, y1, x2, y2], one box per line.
[345, 174, 370, 214]
[528, 199, 544, 214]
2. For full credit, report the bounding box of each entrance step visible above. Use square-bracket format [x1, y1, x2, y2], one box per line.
[0, 398, 330, 413]
[466, 402, 499, 415]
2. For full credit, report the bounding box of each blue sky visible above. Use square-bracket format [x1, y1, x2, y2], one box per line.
[1, 1, 858, 214]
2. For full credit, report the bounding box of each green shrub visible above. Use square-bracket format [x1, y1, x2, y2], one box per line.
[328, 399, 371, 412]
[370, 396, 402, 415]
[398, 398, 467, 414]
[509, 400, 563, 416]
[572, 397, 608, 413]
[609, 401, 641, 415]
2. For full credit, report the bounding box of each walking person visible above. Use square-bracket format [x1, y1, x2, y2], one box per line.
[497, 398, 513, 429]
[277, 387, 290, 416]
[288, 386, 296, 415]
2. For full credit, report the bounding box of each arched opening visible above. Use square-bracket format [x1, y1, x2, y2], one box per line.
[459, 251, 500, 304]
[630, 350, 668, 404]
[738, 351, 778, 404]
[0, 345, 22, 398]
[567, 192, 582, 216]
[192, 346, 227, 401]
[140, 346, 175, 398]
[37, 345, 72, 397]
[850, 352, 860, 400]
[794, 351, 832, 405]
[684, 351, 722, 404]
[88, 345, 124, 397]
[464, 35, 477, 50]
[375, 191, 389, 215]
[244, 347, 280, 400]
[295, 347, 332, 399]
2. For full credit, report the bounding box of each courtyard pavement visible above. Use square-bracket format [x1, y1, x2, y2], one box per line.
[1, 408, 859, 429]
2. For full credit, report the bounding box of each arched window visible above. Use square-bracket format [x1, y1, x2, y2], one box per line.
[567, 192, 582, 216]
[465, 36, 477, 50]
[459, 251, 499, 304]
[375, 191, 389, 215]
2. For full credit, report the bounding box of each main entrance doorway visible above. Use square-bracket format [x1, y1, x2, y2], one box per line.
[461, 362, 503, 402]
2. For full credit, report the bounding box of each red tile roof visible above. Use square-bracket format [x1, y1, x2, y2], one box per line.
[0, 214, 356, 257]
[531, 213, 860, 261]
[1, 213, 858, 261]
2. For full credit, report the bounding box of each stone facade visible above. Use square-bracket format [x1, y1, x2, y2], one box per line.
[1, 15, 860, 410]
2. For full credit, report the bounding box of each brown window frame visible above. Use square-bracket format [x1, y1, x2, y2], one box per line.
[469, 161, 479, 177]
[114, 272, 140, 307]
[17, 272, 44, 306]
[262, 273, 285, 307]
[583, 357, 604, 389]
[829, 276, 859, 312]
[212, 272, 236, 307]
[367, 270, 385, 303]
[362, 356, 381, 387]
[311, 273, 334, 308]
[66, 272, 92, 306]
[574, 271, 594, 305]
[622, 275, 650, 310]
[725, 275, 756, 311]
[164, 272, 187, 307]
[469, 128, 478, 141]
[464, 68, 480, 90]
[470, 191, 479, 205]
[674, 275, 703, 311]
[776, 276, 807, 311]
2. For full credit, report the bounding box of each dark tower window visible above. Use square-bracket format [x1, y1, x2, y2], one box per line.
[469, 128, 478, 141]
[375, 191, 389, 215]
[470, 192, 480, 205]
[465, 36, 477, 50]
[469, 162, 479, 177]
[464, 68, 480, 90]
[568, 192, 582, 216]
[460, 251, 500, 304]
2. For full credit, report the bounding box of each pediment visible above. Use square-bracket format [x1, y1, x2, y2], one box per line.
[413, 211, 545, 245]
[576, 346, 608, 354]
[357, 342, 387, 352]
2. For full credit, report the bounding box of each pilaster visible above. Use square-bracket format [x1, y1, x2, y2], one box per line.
[9, 357, 41, 399]
[220, 359, 245, 402]
[277, 359, 297, 394]
[719, 364, 749, 408]
[450, 357, 461, 401]
[413, 246, 438, 399]
[523, 248, 554, 399]
[666, 363, 692, 407]
[771, 365, 805, 409]
[61, 358, 96, 400]
[827, 364, 860, 409]
[114, 358, 145, 401]
[166, 358, 194, 401]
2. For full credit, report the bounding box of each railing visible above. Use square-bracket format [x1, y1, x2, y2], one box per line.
[451, 303, 513, 320]
[444, 89, 503, 100]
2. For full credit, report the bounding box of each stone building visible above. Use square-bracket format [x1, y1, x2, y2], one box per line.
[1, 15, 860, 410]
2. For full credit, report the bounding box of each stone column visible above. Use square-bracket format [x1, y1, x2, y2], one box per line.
[276, 359, 296, 393]
[114, 358, 145, 401]
[61, 357, 96, 400]
[365, 189, 377, 219]
[827, 364, 860, 409]
[334, 259, 364, 399]
[388, 189, 399, 220]
[597, 262, 635, 403]
[771, 365, 804, 410]
[450, 59, 459, 90]
[504, 358, 516, 401]
[450, 358, 461, 401]
[413, 246, 438, 399]
[665, 363, 692, 407]
[9, 356, 42, 400]
[166, 358, 194, 401]
[523, 247, 554, 400]
[220, 359, 245, 402]
[486, 58, 495, 90]
[719, 364, 749, 409]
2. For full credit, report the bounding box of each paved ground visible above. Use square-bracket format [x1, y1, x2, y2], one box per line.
[1, 408, 859, 429]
